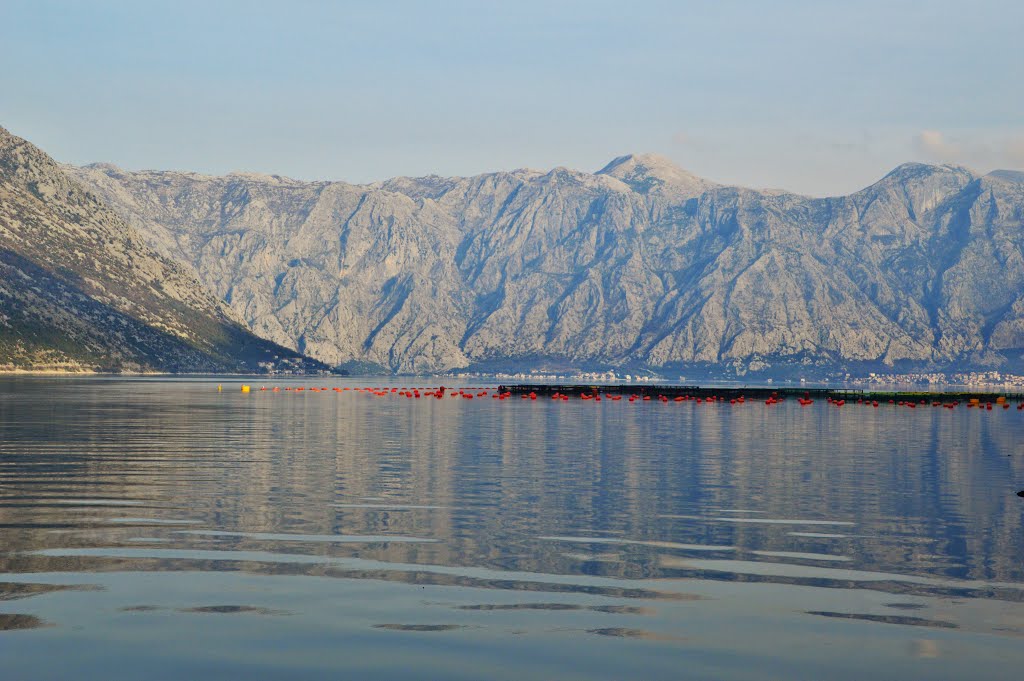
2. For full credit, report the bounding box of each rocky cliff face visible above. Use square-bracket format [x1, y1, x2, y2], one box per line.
[70, 154, 1024, 375]
[0, 126, 326, 373]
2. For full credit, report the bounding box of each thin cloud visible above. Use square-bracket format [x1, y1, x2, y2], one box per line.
[913, 130, 959, 158]
[912, 130, 1024, 169]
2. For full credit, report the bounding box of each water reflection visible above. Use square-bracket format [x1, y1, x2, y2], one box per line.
[178, 605, 291, 616]
[0, 613, 49, 630]
[805, 611, 957, 629]
[373, 623, 468, 632]
[1, 377, 1023, 679]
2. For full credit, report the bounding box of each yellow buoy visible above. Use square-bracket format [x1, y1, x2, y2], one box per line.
[217, 384, 222, 392]
[241, 385, 251, 393]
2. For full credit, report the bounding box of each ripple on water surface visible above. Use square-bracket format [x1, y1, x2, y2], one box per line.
[1, 377, 1024, 681]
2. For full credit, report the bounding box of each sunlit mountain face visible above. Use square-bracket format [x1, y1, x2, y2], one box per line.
[73, 157, 1024, 376]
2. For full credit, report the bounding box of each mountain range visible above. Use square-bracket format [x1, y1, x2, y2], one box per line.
[0, 126, 326, 373]
[67, 150, 1024, 376]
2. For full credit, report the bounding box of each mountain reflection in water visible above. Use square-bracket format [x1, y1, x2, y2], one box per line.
[1, 377, 1023, 680]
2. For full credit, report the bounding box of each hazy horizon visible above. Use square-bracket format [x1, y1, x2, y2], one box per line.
[2, 0, 1022, 197]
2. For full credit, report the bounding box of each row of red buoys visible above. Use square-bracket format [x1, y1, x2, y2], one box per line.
[243, 385, 1023, 412]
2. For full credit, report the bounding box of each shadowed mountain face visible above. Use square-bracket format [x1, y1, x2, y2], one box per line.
[71, 153, 1024, 375]
[0, 127, 325, 373]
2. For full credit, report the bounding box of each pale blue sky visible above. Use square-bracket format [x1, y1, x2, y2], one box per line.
[2, 0, 1022, 195]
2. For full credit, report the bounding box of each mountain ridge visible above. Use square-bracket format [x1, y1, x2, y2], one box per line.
[68, 149, 1024, 376]
[78, 153, 1022, 198]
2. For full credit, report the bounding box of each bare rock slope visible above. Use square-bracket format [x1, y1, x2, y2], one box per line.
[0, 126, 324, 373]
[71, 153, 1024, 375]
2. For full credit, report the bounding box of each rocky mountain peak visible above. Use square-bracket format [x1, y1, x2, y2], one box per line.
[986, 169, 1024, 184]
[853, 161, 978, 218]
[882, 161, 976, 182]
[596, 152, 711, 196]
[82, 161, 123, 172]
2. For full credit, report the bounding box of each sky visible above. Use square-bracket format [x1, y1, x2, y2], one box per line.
[1, 0, 1022, 196]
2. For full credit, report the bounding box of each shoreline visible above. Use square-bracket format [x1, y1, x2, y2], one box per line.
[0, 368, 102, 375]
[0, 369, 335, 377]
[1, 371, 1022, 393]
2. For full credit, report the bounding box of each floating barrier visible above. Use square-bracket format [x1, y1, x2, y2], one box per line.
[227, 382, 1024, 414]
[499, 384, 1024, 405]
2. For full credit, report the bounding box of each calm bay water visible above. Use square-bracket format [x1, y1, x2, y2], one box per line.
[1, 377, 1023, 680]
